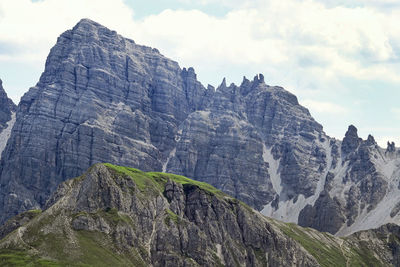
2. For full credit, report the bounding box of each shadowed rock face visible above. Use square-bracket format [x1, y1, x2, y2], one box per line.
[1, 19, 400, 236]
[0, 80, 16, 131]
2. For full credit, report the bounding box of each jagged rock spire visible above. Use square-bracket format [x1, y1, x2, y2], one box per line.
[0, 79, 16, 129]
[341, 125, 361, 154]
[387, 141, 396, 152]
[366, 134, 377, 146]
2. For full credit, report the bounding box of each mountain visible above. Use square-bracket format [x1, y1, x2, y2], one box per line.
[0, 79, 16, 160]
[0, 18, 399, 236]
[1, 163, 399, 266]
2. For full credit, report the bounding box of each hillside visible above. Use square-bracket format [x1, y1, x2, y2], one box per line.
[0, 164, 399, 266]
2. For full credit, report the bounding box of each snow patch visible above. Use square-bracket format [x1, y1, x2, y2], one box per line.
[261, 138, 334, 223]
[162, 148, 176, 173]
[336, 154, 400, 236]
[262, 144, 282, 195]
[261, 194, 310, 223]
[0, 112, 16, 159]
[336, 177, 400, 236]
[215, 244, 225, 265]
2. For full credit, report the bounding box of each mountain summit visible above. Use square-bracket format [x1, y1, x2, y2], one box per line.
[0, 19, 399, 236]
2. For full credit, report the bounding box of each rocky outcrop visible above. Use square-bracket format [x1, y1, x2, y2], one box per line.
[298, 190, 345, 234]
[1, 164, 399, 266]
[297, 125, 400, 235]
[0, 164, 319, 266]
[0, 80, 16, 159]
[0, 79, 16, 131]
[0, 19, 400, 237]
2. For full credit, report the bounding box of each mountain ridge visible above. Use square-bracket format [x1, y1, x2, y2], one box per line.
[1, 163, 399, 266]
[0, 18, 399, 237]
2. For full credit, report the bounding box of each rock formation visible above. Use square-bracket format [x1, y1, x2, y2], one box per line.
[0, 19, 399, 236]
[0, 79, 16, 131]
[0, 164, 319, 266]
[1, 163, 399, 266]
[0, 80, 16, 159]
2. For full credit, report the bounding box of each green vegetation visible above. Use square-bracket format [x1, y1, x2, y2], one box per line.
[165, 209, 179, 226]
[26, 209, 42, 215]
[0, 249, 60, 266]
[74, 230, 146, 267]
[278, 222, 384, 267]
[279, 223, 347, 266]
[104, 163, 225, 198]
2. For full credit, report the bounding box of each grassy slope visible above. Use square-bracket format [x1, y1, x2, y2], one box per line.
[0, 163, 395, 266]
[273, 221, 386, 267]
[103, 163, 226, 197]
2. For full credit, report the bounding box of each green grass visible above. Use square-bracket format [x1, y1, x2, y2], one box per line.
[26, 209, 42, 215]
[104, 163, 226, 198]
[0, 249, 60, 266]
[74, 230, 145, 267]
[280, 223, 348, 267]
[279, 223, 385, 267]
[165, 209, 179, 226]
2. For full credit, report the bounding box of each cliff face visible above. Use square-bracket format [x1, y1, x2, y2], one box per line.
[0, 164, 319, 266]
[0, 79, 16, 130]
[0, 19, 399, 236]
[0, 79, 16, 159]
[0, 19, 326, 223]
[1, 164, 399, 266]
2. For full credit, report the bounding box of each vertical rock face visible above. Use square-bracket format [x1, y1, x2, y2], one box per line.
[0, 19, 208, 221]
[0, 19, 327, 222]
[0, 19, 400, 237]
[0, 80, 16, 131]
[0, 80, 16, 159]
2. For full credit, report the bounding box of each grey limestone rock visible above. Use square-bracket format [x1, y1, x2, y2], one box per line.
[0, 79, 16, 131]
[0, 164, 320, 266]
[1, 19, 400, 238]
[0, 19, 326, 222]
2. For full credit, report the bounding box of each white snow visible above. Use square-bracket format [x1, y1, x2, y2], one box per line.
[262, 144, 282, 195]
[0, 112, 16, 160]
[337, 176, 400, 236]
[261, 194, 311, 223]
[162, 148, 176, 173]
[261, 138, 335, 223]
[215, 244, 225, 265]
[335, 152, 400, 236]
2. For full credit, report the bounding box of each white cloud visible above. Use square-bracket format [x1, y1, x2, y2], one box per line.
[301, 99, 348, 114]
[0, 0, 136, 64]
[1, 0, 399, 85]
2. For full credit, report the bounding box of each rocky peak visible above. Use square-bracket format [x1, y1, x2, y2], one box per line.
[0, 79, 16, 130]
[218, 77, 227, 89]
[387, 141, 396, 153]
[365, 134, 377, 146]
[253, 73, 265, 84]
[181, 67, 197, 79]
[341, 125, 361, 154]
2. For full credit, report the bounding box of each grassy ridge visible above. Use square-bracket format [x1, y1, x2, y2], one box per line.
[104, 163, 225, 197]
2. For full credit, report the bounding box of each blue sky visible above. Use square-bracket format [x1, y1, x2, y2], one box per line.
[0, 0, 399, 146]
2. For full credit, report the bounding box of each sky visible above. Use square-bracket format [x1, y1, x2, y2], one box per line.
[0, 0, 399, 146]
